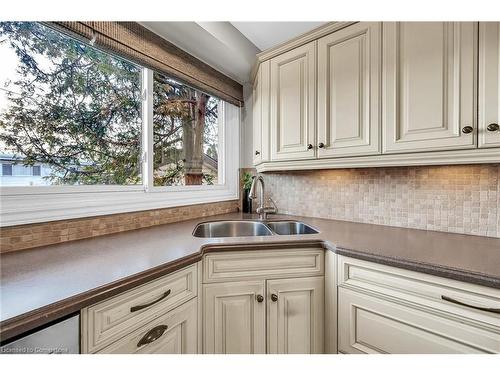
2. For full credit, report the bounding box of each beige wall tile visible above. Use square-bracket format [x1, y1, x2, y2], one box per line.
[264, 164, 500, 238]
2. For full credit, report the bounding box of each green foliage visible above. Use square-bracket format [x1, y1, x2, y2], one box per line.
[242, 172, 254, 191]
[0, 22, 142, 185]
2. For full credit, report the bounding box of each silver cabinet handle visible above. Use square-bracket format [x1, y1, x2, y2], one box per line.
[441, 295, 500, 314]
[130, 289, 171, 312]
[137, 325, 169, 348]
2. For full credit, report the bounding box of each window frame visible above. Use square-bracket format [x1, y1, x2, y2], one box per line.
[0, 58, 240, 226]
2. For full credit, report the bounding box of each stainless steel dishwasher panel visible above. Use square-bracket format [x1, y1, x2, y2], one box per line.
[1, 315, 79, 354]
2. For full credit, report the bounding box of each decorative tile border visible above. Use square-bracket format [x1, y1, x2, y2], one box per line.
[0, 200, 240, 253]
[264, 164, 500, 238]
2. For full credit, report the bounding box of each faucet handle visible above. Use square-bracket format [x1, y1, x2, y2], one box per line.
[267, 197, 278, 213]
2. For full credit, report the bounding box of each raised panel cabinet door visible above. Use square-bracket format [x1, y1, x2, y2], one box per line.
[267, 276, 324, 354]
[98, 298, 198, 354]
[253, 61, 271, 165]
[203, 280, 266, 354]
[479, 22, 500, 148]
[270, 41, 316, 161]
[252, 64, 262, 164]
[317, 22, 381, 158]
[383, 22, 477, 153]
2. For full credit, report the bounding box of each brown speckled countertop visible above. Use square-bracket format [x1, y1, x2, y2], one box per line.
[1, 212, 500, 341]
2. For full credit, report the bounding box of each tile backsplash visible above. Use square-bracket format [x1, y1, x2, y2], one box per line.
[264, 164, 500, 238]
[0, 200, 239, 253]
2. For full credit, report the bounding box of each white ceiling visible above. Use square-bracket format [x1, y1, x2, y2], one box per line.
[141, 22, 327, 84]
[230, 22, 326, 51]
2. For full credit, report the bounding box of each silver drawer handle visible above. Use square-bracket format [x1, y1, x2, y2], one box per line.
[441, 295, 500, 314]
[130, 289, 171, 312]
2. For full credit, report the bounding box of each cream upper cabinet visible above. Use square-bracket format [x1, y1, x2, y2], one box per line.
[253, 60, 270, 164]
[479, 22, 500, 148]
[203, 280, 266, 354]
[317, 22, 381, 158]
[270, 41, 316, 160]
[267, 277, 324, 354]
[382, 22, 477, 153]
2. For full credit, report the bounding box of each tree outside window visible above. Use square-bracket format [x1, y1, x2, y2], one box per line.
[0, 22, 220, 187]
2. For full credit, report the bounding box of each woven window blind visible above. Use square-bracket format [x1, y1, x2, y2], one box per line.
[50, 22, 243, 106]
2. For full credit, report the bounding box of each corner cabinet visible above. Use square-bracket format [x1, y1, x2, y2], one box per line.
[202, 248, 325, 354]
[270, 41, 317, 161]
[382, 22, 477, 153]
[253, 22, 500, 172]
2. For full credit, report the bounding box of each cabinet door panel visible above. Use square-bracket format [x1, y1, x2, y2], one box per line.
[383, 22, 477, 153]
[317, 22, 381, 157]
[267, 277, 324, 354]
[203, 280, 266, 354]
[252, 64, 262, 164]
[270, 41, 316, 160]
[479, 22, 500, 148]
[253, 61, 270, 164]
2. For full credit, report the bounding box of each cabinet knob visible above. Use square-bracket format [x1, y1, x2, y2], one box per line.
[255, 150, 260, 156]
[256, 294, 264, 303]
[487, 123, 499, 132]
[271, 293, 278, 302]
[461, 126, 474, 134]
[307, 144, 313, 150]
[318, 142, 325, 149]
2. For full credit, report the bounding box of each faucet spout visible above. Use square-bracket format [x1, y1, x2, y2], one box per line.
[249, 175, 276, 220]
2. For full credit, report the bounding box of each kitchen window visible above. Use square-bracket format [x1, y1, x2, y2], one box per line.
[0, 22, 239, 226]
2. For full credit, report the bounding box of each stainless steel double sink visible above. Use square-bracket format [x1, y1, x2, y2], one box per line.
[193, 220, 319, 238]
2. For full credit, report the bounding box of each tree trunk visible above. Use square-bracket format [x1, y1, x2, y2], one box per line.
[183, 91, 207, 185]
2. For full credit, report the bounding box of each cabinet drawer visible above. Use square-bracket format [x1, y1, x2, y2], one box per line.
[339, 287, 500, 353]
[97, 298, 198, 354]
[82, 264, 197, 353]
[203, 248, 324, 283]
[338, 256, 500, 329]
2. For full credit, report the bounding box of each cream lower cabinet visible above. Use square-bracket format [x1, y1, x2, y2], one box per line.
[81, 264, 200, 354]
[203, 280, 266, 354]
[267, 277, 324, 354]
[338, 256, 500, 354]
[202, 248, 325, 354]
[98, 298, 198, 354]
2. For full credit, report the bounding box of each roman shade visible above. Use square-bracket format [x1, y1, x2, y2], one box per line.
[50, 22, 243, 106]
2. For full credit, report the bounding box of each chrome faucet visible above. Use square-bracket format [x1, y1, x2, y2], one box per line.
[249, 175, 277, 220]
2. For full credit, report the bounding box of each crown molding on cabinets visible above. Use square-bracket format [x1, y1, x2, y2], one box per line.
[250, 22, 357, 82]
[255, 148, 500, 172]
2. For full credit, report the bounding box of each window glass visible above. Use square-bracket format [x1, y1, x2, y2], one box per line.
[32, 165, 41, 176]
[0, 22, 142, 186]
[2, 163, 12, 176]
[152, 71, 221, 186]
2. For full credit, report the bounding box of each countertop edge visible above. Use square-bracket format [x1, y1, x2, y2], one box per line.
[1, 239, 499, 343]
